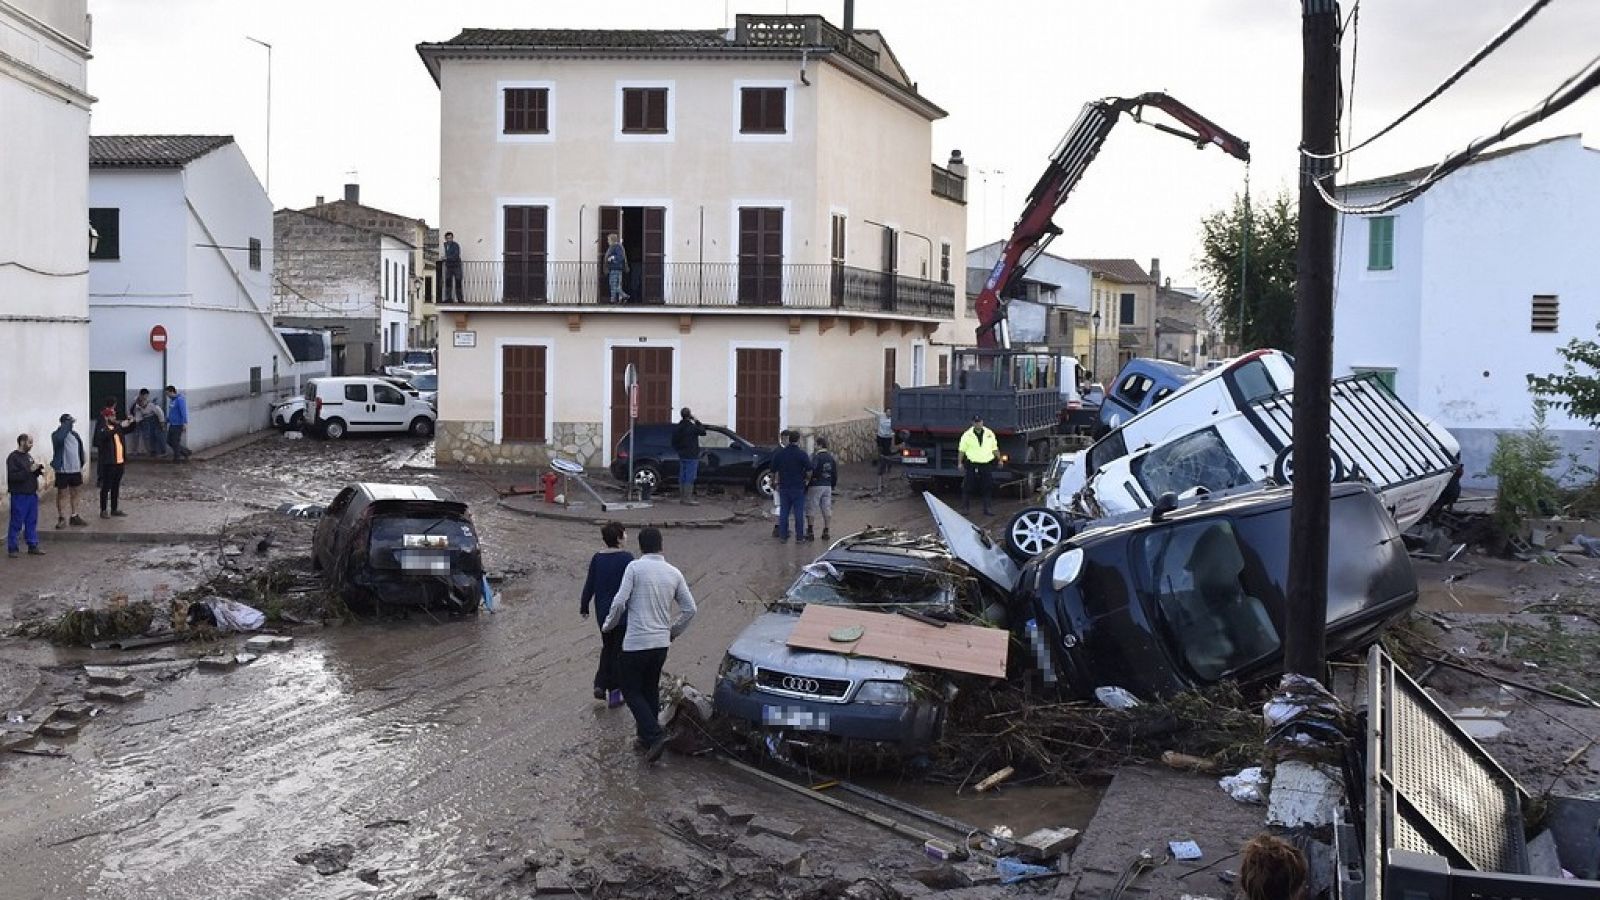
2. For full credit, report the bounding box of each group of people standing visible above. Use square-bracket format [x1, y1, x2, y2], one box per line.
[771, 430, 838, 543]
[4, 387, 193, 558]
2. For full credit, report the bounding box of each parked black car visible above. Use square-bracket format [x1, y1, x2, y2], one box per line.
[312, 483, 484, 614]
[996, 482, 1418, 698]
[610, 423, 777, 497]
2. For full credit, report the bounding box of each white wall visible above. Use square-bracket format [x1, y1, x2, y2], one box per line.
[0, 0, 92, 502]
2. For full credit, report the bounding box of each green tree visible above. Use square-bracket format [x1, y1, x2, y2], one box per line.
[1486, 397, 1561, 533]
[1529, 325, 1600, 429]
[1196, 190, 1297, 352]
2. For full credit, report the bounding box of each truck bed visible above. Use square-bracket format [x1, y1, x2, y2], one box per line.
[892, 381, 1060, 435]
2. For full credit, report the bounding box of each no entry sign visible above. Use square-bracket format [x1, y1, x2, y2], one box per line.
[149, 325, 168, 352]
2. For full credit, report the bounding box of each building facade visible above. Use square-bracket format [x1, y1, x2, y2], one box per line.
[1070, 258, 1157, 372]
[1, 0, 93, 513]
[965, 242, 1098, 366]
[418, 14, 968, 466]
[1331, 135, 1600, 486]
[88, 135, 290, 450]
[273, 208, 414, 376]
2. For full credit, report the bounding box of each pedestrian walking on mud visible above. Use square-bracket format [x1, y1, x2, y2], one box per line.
[671, 408, 706, 505]
[771, 431, 811, 542]
[804, 436, 837, 543]
[6, 433, 47, 558]
[601, 527, 696, 762]
[580, 521, 632, 708]
[164, 385, 192, 461]
[958, 414, 999, 516]
[93, 406, 132, 519]
[130, 388, 164, 456]
[49, 414, 88, 529]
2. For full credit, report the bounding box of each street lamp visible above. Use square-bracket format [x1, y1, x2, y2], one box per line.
[1091, 308, 1101, 384]
[245, 36, 272, 195]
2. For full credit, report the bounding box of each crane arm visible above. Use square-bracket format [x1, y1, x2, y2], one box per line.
[974, 92, 1250, 349]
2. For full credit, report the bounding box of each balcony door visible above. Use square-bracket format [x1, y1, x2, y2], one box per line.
[737, 207, 783, 306]
[503, 205, 548, 303]
[598, 206, 665, 303]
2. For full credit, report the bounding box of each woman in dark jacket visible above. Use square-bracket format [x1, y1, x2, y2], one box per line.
[579, 521, 633, 707]
[92, 407, 132, 519]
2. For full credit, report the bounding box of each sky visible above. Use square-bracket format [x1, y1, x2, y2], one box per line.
[84, 0, 1599, 287]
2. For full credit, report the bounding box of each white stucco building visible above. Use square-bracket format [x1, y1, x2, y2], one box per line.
[416, 13, 968, 466]
[89, 135, 292, 450]
[1, 0, 92, 508]
[1331, 134, 1600, 486]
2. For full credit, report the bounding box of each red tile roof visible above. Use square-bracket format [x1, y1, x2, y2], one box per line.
[1064, 259, 1152, 284]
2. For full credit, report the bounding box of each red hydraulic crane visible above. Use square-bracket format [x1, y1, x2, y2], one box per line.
[974, 93, 1251, 349]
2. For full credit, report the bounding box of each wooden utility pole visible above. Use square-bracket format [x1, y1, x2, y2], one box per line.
[1284, 0, 1341, 679]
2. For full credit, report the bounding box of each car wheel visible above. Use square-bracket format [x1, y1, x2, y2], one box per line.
[322, 418, 348, 440]
[754, 468, 775, 498]
[288, 410, 305, 430]
[632, 463, 661, 493]
[409, 416, 435, 438]
[1005, 507, 1068, 563]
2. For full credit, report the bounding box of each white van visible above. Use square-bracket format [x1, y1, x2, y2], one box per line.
[305, 376, 437, 440]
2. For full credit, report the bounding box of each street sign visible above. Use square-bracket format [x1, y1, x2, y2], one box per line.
[149, 325, 168, 352]
[628, 383, 639, 419]
[623, 362, 638, 392]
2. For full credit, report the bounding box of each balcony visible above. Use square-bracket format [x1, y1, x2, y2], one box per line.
[438, 261, 955, 319]
[931, 164, 967, 204]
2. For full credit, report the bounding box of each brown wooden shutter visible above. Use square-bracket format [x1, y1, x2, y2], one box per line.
[642, 207, 665, 303]
[502, 345, 547, 442]
[735, 349, 782, 445]
[738, 207, 783, 306]
[609, 347, 674, 458]
[883, 348, 897, 408]
[503, 205, 547, 302]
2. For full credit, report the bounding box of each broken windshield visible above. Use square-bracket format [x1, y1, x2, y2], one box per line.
[1142, 519, 1280, 681]
[1132, 427, 1254, 500]
[779, 561, 960, 617]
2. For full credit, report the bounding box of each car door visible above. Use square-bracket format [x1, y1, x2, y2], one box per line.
[338, 382, 371, 430]
[701, 426, 754, 484]
[314, 487, 357, 572]
[371, 382, 409, 431]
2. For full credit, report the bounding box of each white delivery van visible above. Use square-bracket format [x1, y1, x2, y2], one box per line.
[306, 376, 437, 440]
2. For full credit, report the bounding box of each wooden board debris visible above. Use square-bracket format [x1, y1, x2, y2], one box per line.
[785, 605, 1008, 679]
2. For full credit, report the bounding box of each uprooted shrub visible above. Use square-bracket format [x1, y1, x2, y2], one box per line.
[1486, 398, 1563, 537]
[38, 602, 157, 645]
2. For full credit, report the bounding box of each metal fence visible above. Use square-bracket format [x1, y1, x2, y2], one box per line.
[439, 261, 956, 317]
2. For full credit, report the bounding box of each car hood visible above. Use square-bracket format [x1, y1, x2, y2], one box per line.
[727, 612, 913, 682]
[923, 493, 1020, 594]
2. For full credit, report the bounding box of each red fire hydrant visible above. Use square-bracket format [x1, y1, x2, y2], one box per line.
[540, 470, 560, 503]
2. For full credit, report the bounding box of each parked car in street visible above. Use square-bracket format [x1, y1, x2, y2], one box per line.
[407, 369, 438, 408]
[713, 525, 1010, 747]
[383, 350, 436, 379]
[305, 376, 437, 440]
[943, 482, 1421, 700]
[610, 423, 777, 496]
[312, 483, 484, 614]
[1096, 357, 1198, 435]
[270, 395, 308, 430]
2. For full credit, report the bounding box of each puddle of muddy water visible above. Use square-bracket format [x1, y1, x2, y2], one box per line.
[855, 776, 1104, 836]
[1418, 581, 1518, 614]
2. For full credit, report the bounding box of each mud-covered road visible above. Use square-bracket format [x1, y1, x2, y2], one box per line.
[0, 435, 1061, 898]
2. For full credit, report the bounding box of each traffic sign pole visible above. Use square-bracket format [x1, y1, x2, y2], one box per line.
[624, 364, 639, 501]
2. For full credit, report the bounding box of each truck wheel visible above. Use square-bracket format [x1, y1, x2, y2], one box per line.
[1006, 507, 1069, 562]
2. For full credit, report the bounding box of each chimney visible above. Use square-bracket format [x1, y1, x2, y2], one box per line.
[843, 0, 854, 32]
[344, 183, 360, 205]
[315, 195, 324, 206]
[1150, 257, 1161, 287]
[947, 149, 968, 179]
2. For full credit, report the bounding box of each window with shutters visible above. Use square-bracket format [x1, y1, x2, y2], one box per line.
[621, 86, 669, 135]
[1367, 216, 1395, 271]
[830, 214, 846, 265]
[1119, 292, 1136, 326]
[1532, 295, 1559, 333]
[940, 242, 952, 284]
[501, 344, 548, 443]
[503, 87, 549, 134]
[739, 87, 786, 134]
[248, 238, 262, 270]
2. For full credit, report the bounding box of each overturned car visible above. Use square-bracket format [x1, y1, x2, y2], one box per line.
[312, 483, 484, 614]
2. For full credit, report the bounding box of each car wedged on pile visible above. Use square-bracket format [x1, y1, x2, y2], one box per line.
[1008, 482, 1418, 698]
[713, 527, 1010, 747]
[610, 422, 777, 497]
[313, 483, 484, 614]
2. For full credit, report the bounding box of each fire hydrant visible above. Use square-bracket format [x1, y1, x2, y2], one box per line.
[540, 470, 560, 504]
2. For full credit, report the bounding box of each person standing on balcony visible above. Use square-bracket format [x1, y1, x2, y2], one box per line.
[441, 232, 463, 303]
[671, 408, 705, 505]
[604, 233, 630, 303]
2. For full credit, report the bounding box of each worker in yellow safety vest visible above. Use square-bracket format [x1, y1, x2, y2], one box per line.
[957, 414, 1000, 516]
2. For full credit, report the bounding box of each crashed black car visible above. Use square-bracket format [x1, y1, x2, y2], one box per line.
[964, 482, 1419, 699]
[312, 483, 484, 614]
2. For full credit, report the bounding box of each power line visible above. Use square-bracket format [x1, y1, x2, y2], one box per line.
[1, 260, 89, 278]
[1307, 0, 1555, 161]
[1316, 52, 1600, 215]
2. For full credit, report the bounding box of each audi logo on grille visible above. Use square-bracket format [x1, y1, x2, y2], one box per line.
[781, 675, 821, 694]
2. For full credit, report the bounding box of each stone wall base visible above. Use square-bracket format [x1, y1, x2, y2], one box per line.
[437, 420, 604, 468]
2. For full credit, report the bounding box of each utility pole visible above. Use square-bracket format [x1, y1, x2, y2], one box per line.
[245, 36, 272, 196]
[1284, 0, 1341, 679]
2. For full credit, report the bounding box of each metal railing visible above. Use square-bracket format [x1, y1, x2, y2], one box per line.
[931, 164, 967, 204]
[438, 260, 955, 317]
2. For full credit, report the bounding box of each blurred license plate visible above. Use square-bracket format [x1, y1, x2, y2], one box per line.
[900, 457, 927, 465]
[401, 550, 450, 572]
[762, 705, 830, 731]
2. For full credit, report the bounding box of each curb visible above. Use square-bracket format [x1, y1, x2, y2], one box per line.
[495, 497, 749, 528]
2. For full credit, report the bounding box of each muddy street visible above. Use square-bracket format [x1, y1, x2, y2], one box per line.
[0, 435, 1072, 898]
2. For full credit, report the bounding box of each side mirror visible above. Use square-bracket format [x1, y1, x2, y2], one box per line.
[1151, 492, 1179, 523]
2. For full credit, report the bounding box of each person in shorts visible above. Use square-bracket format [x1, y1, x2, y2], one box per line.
[49, 413, 88, 529]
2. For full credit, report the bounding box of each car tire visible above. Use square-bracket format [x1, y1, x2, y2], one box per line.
[288, 410, 305, 431]
[1005, 507, 1069, 563]
[632, 463, 661, 493]
[409, 416, 435, 438]
[754, 468, 775, 498]
[322, 418, 348, 440]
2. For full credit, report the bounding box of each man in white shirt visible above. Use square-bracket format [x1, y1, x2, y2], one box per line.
[601, 527, 696, 761]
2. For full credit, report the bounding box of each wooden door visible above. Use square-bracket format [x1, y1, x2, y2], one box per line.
[502, 345, 547, 442]
[641, 207, 665, 303]
[610, 347, 674, 459]
[735, 348, 782, 445]
[503, 206, 547, 302]
[737, 207, 783, 306]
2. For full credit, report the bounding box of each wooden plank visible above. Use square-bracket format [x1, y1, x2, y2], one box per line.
[786, 605, 1008, 679]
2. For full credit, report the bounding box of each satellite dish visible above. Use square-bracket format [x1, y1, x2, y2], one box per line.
[550, 458, 584, 475]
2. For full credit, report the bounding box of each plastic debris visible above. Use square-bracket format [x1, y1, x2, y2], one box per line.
[996, 856, 1056, 884]
[1094, 686, 1141, 709]
[1219, 766, 1268, 804]
[1169, 840, 1203, 860]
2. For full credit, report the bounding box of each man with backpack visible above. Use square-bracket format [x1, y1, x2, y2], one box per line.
[804, 436, 837, 542]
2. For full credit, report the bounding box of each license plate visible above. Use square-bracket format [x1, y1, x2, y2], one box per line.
[401, 549, 450, 572]
[901, 457, 928, 465]
[762, 705, 830, 731]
